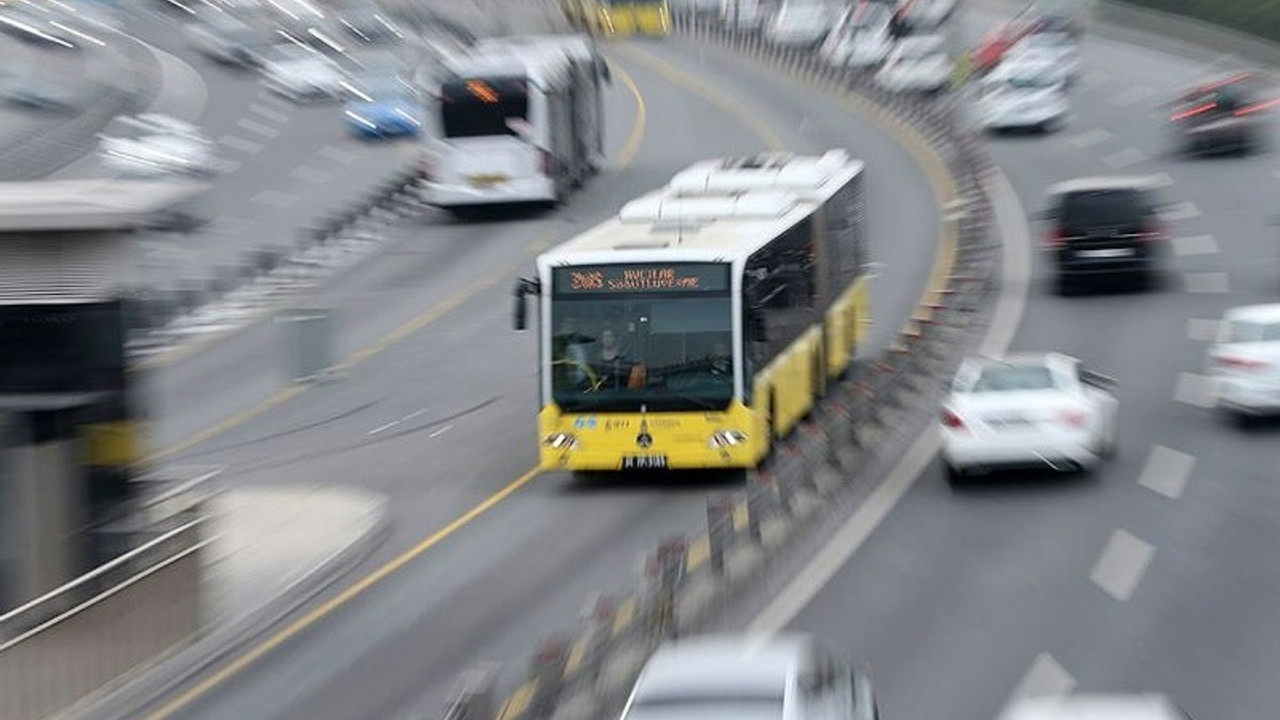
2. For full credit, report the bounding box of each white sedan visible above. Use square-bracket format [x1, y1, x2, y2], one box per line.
[98, 113, 216, 177]
[1207, 303, 1280, 424]
[763, 2, 832, 49]
[818, 2, 894, 69]
[940, 353, 1118, 482]
[260, 43, 348, 101]
[1006, 31, 1081, 84]
[978, 57, 1069, 132]
[875, 35, 953, 94]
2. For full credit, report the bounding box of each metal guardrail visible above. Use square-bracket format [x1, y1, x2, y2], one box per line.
[0, 513, 209, 720]
[433, 12, 1003, 720]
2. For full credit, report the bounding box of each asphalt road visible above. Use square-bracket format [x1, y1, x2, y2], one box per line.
[132, 28, 945, 720]
[745, 3, 1280, 720]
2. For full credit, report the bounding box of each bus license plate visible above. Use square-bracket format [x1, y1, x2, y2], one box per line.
[469, 174, 507, 188]
[622, 455, 668, 470]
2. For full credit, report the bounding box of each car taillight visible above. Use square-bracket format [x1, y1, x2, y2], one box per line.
[540, 150, 554, 175]
[941, 408, 966, 430]
[1137, 223, 1163, 241]
[1059, 408, 1087, 427]
[1213, 355, 1269, 370]
[1044, 228, 1067, 248]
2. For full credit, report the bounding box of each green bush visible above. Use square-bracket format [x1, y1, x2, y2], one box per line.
[1121, 0, 1280, 44]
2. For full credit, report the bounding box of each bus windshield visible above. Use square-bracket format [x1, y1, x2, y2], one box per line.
[439, 76, 528, 139]
[550, 263, 734, 412]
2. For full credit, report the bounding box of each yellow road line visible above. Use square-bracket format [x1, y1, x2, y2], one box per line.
[732, 501, 749, 532]
[563, 635, 590, 678]
[495, 680, 539, 720]
[141, 468, 540, 720]
[685, 535, 711, 572]
[610, 61, 648, 168]
[610, 43, 787, 152]
[611, 597, 638, 637]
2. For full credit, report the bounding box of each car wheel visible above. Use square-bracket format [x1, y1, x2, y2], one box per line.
[1230, 410, 1257, 430]
[945, 463, 966, 486]
[1057, 275, 1078, 296]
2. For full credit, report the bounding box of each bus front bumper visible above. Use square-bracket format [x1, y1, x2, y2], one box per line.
[421, 177, 556, 208]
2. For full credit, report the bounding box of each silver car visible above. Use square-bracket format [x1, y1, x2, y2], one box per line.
[619, 634, 879, 720]
[999, 694, 1191, 720]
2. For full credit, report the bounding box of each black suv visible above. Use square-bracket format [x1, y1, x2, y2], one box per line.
[1168, 72, 1270, 156]
[1040, 177, 1167, 295]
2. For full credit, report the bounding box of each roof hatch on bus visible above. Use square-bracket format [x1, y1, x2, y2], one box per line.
[618, 190, 800, 224]
[668, 149, 852, 196]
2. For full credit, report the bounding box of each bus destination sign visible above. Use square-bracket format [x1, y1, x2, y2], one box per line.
[553, 263, 729, 295]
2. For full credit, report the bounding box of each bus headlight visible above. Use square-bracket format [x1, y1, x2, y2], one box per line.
[709, 430, 748, 448]
[543, 432, 578, 450]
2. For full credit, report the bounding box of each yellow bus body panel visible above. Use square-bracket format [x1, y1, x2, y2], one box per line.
[538, 400, 769, 471]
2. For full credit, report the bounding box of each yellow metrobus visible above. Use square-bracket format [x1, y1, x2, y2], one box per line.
[513, 150, 870, 472]
[563, 0, 671, 37]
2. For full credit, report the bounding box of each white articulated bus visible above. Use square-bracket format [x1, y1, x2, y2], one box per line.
[513, 150, 871, 472]
[420, 35, 608, 214]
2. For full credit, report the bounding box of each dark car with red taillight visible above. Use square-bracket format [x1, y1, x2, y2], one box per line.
[1038, 177, 1168, 295]
[1168, 71, 1274, 156]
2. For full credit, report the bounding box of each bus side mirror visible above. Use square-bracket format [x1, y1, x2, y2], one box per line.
[513, 277, 540, 331]
[600, 58, 612, 84]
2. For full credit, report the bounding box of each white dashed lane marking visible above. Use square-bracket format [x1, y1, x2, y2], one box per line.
[1161, 201, 1201, 221]
[237, 118, 281, 138]
[1102, 147, 1149, 169]
[256, 89, 294, 111]
[1184, 271, 1230, 293]
[290, 165, 334, 184]
[1174, 372, 1216, 408]
[1138, 445, 1196, 499]
[1070, 128, 1112, 147]
[1006, 653, 1077, 706]
[219, 135, 264, 154]
[1110, 85, 1157, 107]
[1090, 529, 1156, 602]
[250, 190, 298, 209]
[1172, 234, 1219, 256]
[1187, 318, 1222, 342]
[319, 145, 357, 164]
[250, 102, 291, 124]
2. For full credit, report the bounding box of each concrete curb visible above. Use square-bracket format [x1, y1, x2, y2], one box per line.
[434, 12, 1005, 720]
[56, 488, 392, 720]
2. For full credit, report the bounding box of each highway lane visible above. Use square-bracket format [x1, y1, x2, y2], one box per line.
[134, 32, 946, 720]
[735, 5, 1280, 720]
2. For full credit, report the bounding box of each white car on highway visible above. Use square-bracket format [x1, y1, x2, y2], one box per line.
[899, 0, 955, 32]
[1006, 31, 1080, 85]
[1207, 303, 1280, 424]
[98, 113, 216, 177]
[875, 34, 953, 94]
[978, 57, 1069, 132]
[619, 634, 879, 720]
[940, 353, 1119, 482]
[260, 43, 349, 101]
[818, 2, 894, 69]
[999, 694, 1190, 720]
[763, 1, 833, 49]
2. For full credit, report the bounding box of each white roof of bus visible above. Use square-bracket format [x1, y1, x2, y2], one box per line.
[473, 34, 596, 59]
[443, 46, 571, 86]
[537, 150, 864, 269]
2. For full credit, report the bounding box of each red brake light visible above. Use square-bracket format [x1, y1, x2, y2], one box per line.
[1213, 355, 1269, 370]
[942, 409, 965, 430]
[1234, 97, 1280, 116]
[1044, 228, 1067, 248]
[1059, 408, 1087, 427]
[540, 150, 554, 174]
[1171, 101, 1217, 122]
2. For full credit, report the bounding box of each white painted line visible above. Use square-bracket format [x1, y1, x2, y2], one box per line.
[1149, 172, 1176, 188]
[1069, 128, 1111, 148]
[250, 190, 298, 209]
[1090, 529, 1155, 602]
[250, 102, 292, 124]
[1184, 271, 1230, 293]
[319, 145, 357, 164]
[403, 407, 429, 421]
[1186, 318, 1222, 342]
[1173, 372, 1216, 408]
[749, 169, 1033, 635]
[1161, 201, 1201, 221]
[218, 135, 264, 154]
[1007, 653, 1077, 704]
[237, 117, 281, 138]
[290, 165, 334, 184]
[428, 424, 453, 439]
[1137, 445, 1195, 500]
[1110, 85, 1157, 107]
[256, 89, 294, 111]
[368, 420, 400, 435]
[1102, 147, 1149, 169]
[1171, 234, 1218, 256]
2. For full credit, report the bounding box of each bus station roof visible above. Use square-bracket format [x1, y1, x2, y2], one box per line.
[0, 179, 208, 234]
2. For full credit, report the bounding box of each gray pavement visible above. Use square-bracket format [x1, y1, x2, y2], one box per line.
[721, 4, 1280, 720]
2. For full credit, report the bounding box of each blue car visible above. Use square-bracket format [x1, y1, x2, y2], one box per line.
[343, 76, 423, 138]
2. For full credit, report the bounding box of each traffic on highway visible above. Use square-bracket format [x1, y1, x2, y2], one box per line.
[2, 0, 1279, 719]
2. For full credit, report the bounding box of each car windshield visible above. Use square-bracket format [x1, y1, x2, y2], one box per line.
[969, 364, 1058, 392]
[1058, 188, 1148, 230]
[549, 264, 734, 413]
[1227, 319, 1280, 343]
